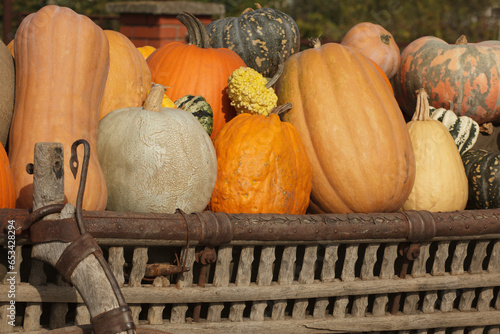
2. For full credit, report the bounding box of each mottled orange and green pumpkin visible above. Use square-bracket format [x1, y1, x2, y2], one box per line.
[462, 149, 500, 209]
[394, 35, 500, 124]
[209, 112, 312, 214]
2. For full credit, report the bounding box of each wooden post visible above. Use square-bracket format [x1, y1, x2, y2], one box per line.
[29, 142, 130, 333]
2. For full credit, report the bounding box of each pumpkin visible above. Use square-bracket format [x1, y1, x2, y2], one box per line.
[147, 12, 246, 139]
[429, 106, 479, 155]
[369, 59, 394, 94]
[472, 125, 500, 154]
[6, 40, 14, 58]
[174, 95, 213, 136]
[207, 4, 300, 78]
[276, 42, 415, 214]
[99, 30, 151, 120]
[209, 105, 312, 214]
[9, 5, 109, 210]
[462, 149, 500, 209]
[0, 40, 15, 148]
[401, 89, 468, 212]
[0, 142, 15, 209]
[137, 45, 156, 59]
[393, 35, 500, 124]
[341, 22, 401, 79]
[98, 84, 217, 214]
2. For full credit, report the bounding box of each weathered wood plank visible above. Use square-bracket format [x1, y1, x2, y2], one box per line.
[293, 245, 317, 320]
[313, 244, 338, 319]
[207, 245, 232, 322]
[272, 246, 296, 320]
[250, 246, 275, 321]
[147, 276, 169, 325]
[171, 246, 195, 324]
[229, 246, 254, 322]
[372, 243, 397, 316]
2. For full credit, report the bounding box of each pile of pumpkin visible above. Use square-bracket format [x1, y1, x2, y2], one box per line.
[0, 4, 499, 217]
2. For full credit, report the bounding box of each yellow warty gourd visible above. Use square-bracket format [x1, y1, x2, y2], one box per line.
[227, 67, 278, 116]
[401, 89, 468, 212]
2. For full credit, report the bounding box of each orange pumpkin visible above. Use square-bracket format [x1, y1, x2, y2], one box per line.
[137, 45, 156, 59]
[6, 40, 14, 58]
[369, 59, 394, 94]
[341, 22, 401, 79]
[209, 108, 312, 214]
[147, 12, 246, 138]
[99, 30, 151, 120]
[0, 142, 15, 209]
[9, 5, 109, 210]
[276, 42, 415, 214]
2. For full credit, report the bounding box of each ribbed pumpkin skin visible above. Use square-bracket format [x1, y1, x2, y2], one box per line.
[402, 121, 468, 212]
[207, 7, 300, 78]
[394, 36, 500, 123]
[209, 113, 312, 214]
[0, 143, 15, 209]
[147, 43, 245, 139]
[276, 43, 415, 214]
[9, 5, 109, 210]
[462, 149, 500, 209]
[0, 40, 15, 148]
[341, 22, 401, 79]
[99, 30, 151, 120]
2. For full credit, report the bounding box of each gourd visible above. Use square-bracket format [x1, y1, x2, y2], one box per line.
[98, 84, 217, 214]
[99, 30, 151, 120]
[209, 105, 312, 214]
[462, 149, 500, 209]
[207, 4, 300, 78]
[394, 35, 500, 124]
[402, 89, 468, 212]
[8, 5, 109, 210]
[0, 142, 15, 208]
[147, 12, 246, 138]
[0, 40, 15, 148]
[341, 22, 401, 79]
[137, 45, 156, 59]
[276, 42, 415, 214]
[429, 106, 479, 155]
[175, 95, 213, 136]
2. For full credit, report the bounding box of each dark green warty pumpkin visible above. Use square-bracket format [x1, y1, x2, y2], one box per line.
[462, 149, 500, 209]
[207, 6, 300, 78]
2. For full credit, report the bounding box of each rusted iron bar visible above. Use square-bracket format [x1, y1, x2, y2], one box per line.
[2, 209, 500, 244]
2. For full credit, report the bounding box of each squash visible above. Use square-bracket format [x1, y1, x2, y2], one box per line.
[99, 30, 151, 120]
[147, 12, 246, 139]
[341, 22, 401, 79]
[6, 40, 14, 58]
[369, 59, 394, 94]
[98, 84, 217, 214]
[394, 35, 500, 124]
[0, 142, 15, 209]
[137, 45, 156, 59]
[8, 5, 109, 210]
[462, 149, 500, 209]
[276, 42, 415, 214]
[0, 40, 15, 148]
[207, 4, 300, 78]
[401, 89, 468, 212]
[429, 106, 479, 155]
[209, 105, 312, 214]
[174, 95, 213, 136]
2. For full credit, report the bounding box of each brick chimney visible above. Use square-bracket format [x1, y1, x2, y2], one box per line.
[106, 1, 225, 48]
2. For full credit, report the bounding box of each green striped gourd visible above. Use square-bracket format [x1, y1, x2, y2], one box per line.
[429, 106, 479, 155]
[462, 149, 500, 209]
[175, 95, 213, 136]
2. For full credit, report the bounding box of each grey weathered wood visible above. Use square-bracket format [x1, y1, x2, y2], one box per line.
[108, 246, 126, 286]
[23, 258, 46, 330]
[49, 274, 70, 329]
[207, 245, 232, 322]
[272, 246, 296, 320]
[459, 240, 490, 312]
[229, 246, 254, 322]
[313, 244, 338, 319]
[404, 243, 430, 315]
[147, 276, 169, 325]
[250, 246, 275, 321]
[0, 244, 22, 332]
[293, 245, 317, 320]
[75, 304, 90, 325]
[372, 243, 398, 316]
[171, 246, 195, 323]
[334, 244, 358, 318]
[129, 247, 148, 324]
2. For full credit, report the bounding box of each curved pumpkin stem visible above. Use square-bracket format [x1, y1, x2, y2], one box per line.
[266, 58, 284, 88]
[380, 34, 392, 45]
[271, 102, 293, 116]
[144, 84, 166, 112]
[412, 88, 432, 121]
[176, 12, 211, 48]
[455, 35, 468, 45]
[242, 3, 262, 14]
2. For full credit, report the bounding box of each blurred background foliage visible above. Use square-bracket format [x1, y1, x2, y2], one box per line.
[2, 0, 500, 46]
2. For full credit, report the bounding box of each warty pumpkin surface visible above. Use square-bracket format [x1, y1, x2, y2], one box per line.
[99, 30, 151, 120]
[9, 5, 109, 210]
[0, 40, 15, 148]
[394, 35, 500, 124]
[462, 149, 500, 209]
[209, 111, 312, 214]
[147, 12, 246, 139]
[276, 42, 415, 214]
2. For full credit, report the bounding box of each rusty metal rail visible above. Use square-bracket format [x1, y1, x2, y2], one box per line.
[2, 208, 500, 245]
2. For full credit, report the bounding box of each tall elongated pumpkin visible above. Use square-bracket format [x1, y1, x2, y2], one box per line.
[147, 12, 246, 138]
[8, 5, 109, 210]
[99, 30, 151, 120]
[276, 42, 415, 214]
[0, 40, 15, 148]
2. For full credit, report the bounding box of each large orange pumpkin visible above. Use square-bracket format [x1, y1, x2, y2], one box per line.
[209, 108, 312, 214]
[99, 30, 151, 120]
[394, 35, 500, 124]
[0, 142, 15, 209]
[276, 42, 415, 214]
[147, 12, 246, 138]
[9, 5, 109, 210]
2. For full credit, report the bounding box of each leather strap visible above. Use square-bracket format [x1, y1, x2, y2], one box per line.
[92, 305, 135, 334]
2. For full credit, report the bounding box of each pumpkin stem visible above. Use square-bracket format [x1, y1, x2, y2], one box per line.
[380, 34, 392, 45]
[270, 103, 293, 116]
[455, 35, 468, 45]
[242, 3, 262, 14]
[412, 88, 432, 121]
[309, 36, 322, 48]
[266, 58, 284, 88]
[480, 122, 494, 135]
[176, 12, 211, 48]
[144, 84, 166, 112]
